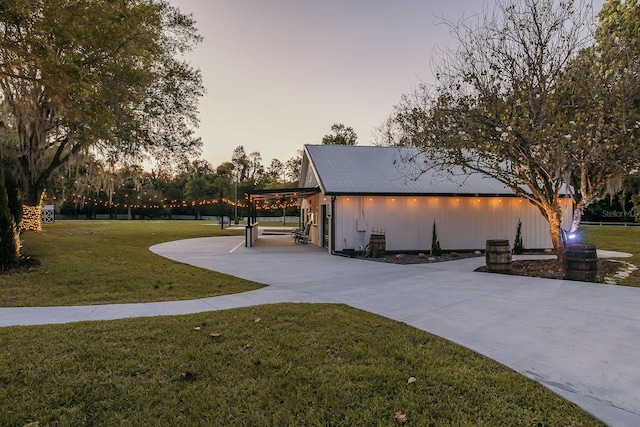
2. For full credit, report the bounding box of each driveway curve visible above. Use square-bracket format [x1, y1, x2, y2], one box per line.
[150, 235, 640, 427]
[1, 234, 639, 426]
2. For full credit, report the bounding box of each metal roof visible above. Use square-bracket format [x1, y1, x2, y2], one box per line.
[304, 144, 520, 196]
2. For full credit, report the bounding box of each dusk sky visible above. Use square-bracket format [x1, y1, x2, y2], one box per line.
[170, 0, 605, 168]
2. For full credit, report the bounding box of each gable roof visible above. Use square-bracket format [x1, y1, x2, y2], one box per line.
[302, 144, 520, 196]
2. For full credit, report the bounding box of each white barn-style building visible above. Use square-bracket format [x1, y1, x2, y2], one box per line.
[295, 144, 573, 255]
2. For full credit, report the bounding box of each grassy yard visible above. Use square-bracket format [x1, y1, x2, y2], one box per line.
[581, 225, 640, 287]
[0, 303, 604, 426]
[0, 221, 629, 424]
[0, 220, 263, 307]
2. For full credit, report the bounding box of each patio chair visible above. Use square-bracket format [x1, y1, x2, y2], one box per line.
[294, 222, 311, 244]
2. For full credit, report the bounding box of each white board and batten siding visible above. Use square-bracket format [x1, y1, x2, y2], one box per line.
[333, 195, 572, 252]
[299, 145, 575, 254]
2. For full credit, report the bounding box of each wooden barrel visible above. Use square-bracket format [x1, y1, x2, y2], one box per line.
[369, 234, 386, 258]
[485, 239, 512, 272]
[564, 244, 598, 282]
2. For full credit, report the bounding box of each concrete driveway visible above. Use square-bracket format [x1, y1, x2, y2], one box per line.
[149, 234, 640, 427]
[1, 233, 639, 426]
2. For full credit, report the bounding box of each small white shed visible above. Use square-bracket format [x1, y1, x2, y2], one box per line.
[298, 144, 572, 255]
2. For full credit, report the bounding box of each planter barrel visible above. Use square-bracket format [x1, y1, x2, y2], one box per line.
[369, 234, 386, 258]
[485, 239, 512, 272]
[564, 243, 598, 282]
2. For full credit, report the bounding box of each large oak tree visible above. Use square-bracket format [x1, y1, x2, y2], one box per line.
[0, 0, 204, 230]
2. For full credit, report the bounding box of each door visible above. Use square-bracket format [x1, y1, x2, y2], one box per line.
[321, 204, 329, 248]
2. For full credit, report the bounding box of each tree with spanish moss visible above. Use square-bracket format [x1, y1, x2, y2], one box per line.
[0, 0, 204, 230]
[588, 0, 640, 223]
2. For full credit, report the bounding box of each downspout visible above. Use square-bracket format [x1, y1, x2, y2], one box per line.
[330, 195, 336, 255]
[360, 196, 366, 251]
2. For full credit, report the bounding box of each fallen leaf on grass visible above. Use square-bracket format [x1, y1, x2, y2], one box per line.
[394, 410, 408, 424]
[209, 331, 221, 338]
[253, 317, 262, 323]
[193, 326, 201, 331]
[407, 376, 417, 384]
[243, 343, 253, 349]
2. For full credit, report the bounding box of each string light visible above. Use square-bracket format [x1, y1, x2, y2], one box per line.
[46, 194, 301, 212]
[19, 193, 46, 231]
[20, 205, 43, 231]
[44, 168, 305, 214]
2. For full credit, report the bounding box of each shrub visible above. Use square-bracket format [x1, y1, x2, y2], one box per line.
[431, 220, 442, 256]
[513, 218, 524, 254]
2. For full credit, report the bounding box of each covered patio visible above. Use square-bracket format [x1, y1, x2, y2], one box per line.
[244, 187, 319, 247]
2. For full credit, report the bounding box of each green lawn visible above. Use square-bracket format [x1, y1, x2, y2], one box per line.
[581, 225, 640, 287]
[0, 220, 627, 424]
[0, 220, 263, 307]
[0, 304, 604, 426]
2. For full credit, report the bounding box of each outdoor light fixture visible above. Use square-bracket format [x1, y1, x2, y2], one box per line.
[563, 227, 581, 244]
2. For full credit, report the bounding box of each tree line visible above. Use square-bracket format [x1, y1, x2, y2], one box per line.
[44, 146, 303, 220]
[40, 120, 355, 221]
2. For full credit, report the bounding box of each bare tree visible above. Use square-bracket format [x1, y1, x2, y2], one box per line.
[391, 0, 600, 261]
